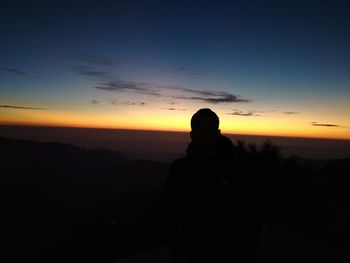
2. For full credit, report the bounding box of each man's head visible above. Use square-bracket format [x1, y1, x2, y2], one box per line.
[190, 108, 221, 148]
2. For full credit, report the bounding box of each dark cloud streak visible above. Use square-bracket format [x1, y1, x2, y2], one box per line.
[0, 67, 37, 78]
[110, 99, 146, 106]
[162, 108, 187, 111]
[311, 122, 340, 127]
[76, 66, 251, 104]
[94, 79, 161, 97]
[177, 94, 250, 104]
[0, 104, 47, 110]
[227, 110, 261, 116]
[284, 111, 299, 115]
[171, 87, 250, 104]
[123, 101, 146, 106]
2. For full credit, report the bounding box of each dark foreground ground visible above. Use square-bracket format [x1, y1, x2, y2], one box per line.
[1, 136, 350, 262]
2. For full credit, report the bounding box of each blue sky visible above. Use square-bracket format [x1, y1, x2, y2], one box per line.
[1, 1, 350, 138]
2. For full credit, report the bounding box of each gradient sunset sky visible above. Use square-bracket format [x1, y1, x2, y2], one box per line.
[1, 1, 349, 139]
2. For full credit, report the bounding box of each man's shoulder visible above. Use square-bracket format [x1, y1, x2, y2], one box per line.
[170, 156, 190, 169]
[164, 157, 190, 186]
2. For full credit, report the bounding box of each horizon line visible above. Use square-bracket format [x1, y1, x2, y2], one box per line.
[1, 123, 350, 142]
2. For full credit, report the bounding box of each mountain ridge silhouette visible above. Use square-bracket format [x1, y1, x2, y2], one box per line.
[1, 136, 350, 262]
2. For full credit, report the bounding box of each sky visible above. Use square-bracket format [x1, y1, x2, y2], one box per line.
[0, 0, 349, 139]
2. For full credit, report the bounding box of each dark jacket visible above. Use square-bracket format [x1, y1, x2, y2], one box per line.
[161, 135, 261, 262]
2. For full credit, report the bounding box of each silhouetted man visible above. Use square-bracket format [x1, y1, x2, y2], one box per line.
[162, 108, 261, 263]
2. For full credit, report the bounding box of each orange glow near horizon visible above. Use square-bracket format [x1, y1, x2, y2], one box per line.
[1, 107, 349, 140]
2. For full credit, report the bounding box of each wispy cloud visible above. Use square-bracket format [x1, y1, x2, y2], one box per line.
[0, 67, 27, 76]
[76, 67, 110, 79]
[284, 111, 299, 115]
[95, 79, 161, 97]
[162, 107, 187, 111]
[0, 67, 38, 78]
[95, 80, 250, 104]
[111, 99, 146, 106]
[0, 104, 46, 110]
[68, 52, 202, 76]
[143, 85, 248, 104]
[75, 68, 157, 95]
[172, 87, 250, 104]
[123, 101, 146, 106]
[227, 110, 261, 116]
[75, 64, 251, 104]
[96, 80, 152, 91]
[176, 87, 231, 97]
[310, 122, 340, 127]
[90, 99, 99, 104]
[177, 94, 250, 104]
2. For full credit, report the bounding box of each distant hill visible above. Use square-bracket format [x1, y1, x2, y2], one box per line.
[0, 137, 170, 262]
[1, 136, 350, 262]
[1, 125, 350, 161]
[0, 136, 170, 207]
